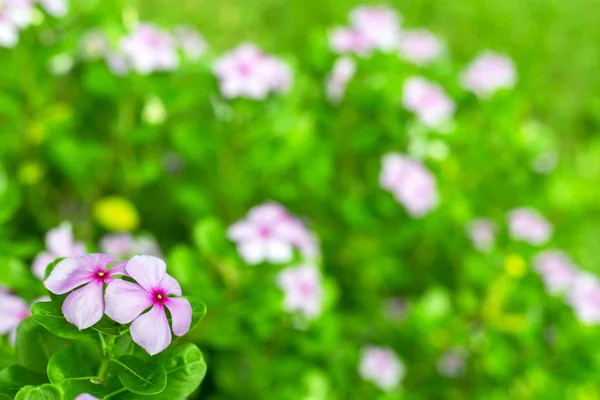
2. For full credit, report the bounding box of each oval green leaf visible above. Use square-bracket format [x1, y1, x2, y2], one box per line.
[16, 319, 70, 375]
[14, 384, 63, 400]
[31, 302, 90, 340]
[0, 366, 46, 399]
[47, 347, 104, 399]
[108, 356, 166, 395]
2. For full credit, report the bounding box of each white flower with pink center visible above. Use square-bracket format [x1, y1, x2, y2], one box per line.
[329, 27, 372, 56]
[213, 43, 292, 100]
[100, 233, 162, 260]
[398, 29, 444, 66]
[0, 292, 30, 343]
[466, 218, 497, 253]
[358, 345, 405, 391]
[325, 56, 356, 104]
[120, 24, 179, 75]
[507, 207, 552, 245]
[276, 264, 323, 319]
[174, 25, 207, 61]
[461, 51, 517, 98]
[32, 222, 86, 280]
[403, 76, 455, 128]
[349, 5, 402, 52]
[567, 272, 600, 325]
[380, 153, 439, 217]
[533, 250, 577, 294]
[228, 202, 317, 265]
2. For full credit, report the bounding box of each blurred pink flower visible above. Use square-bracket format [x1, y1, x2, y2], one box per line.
[507, 207, 552, 245]
[325, 56, 356, 104]
[403, 76, 455, 128]
[398, 29, 444, 66]
[461, 51, 516, 98]
[32, 222, 86, 279]
[0, 292, 29, 344]
[38, 0, 67, 17]
[213, 43, 292, 99]
[99, 233, 162, 259]
[437, 347, 467, 378]
[228, 203, 318, 265]
[466, 218, 497, 253]
[0, 12, 19, 48]
[533, 250, 577, 294]
[276, 264, 323, 319]
[329, 27, 372, 56]
[104, 256, 191, 355]
[380, 153, 439, 217]
[174, 25, 207, 61]
[567, 272, 600, 325]
[349, 5, 401, 52]
[120, 24, 179, 74]
[105, 51, 130, 76]
[74, 395, 100, 400]
[44, 254, 126, 330]
[3, 0, 34, 28]
[358, 345, 405, 391]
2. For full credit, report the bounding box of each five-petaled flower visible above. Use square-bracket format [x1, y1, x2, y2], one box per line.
[120, 24, 180, 75]
[358, 345, 405, 391]
[104, 255, 192, 355]
[32, 222, 86, 280]
[44, 254, 126, 330]
[0, 291, 39, 344]
[276, 264, 323, 319]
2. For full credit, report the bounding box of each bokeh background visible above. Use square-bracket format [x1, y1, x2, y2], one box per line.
[1, 0, 600, 399]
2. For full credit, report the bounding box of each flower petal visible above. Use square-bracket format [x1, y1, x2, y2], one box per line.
[104, 280, 153, 324]
[74, 395, 101, 400]
[77, 253, 117, 272]
[265, 238, 293, 264]
[238, 239, 266, 265]
[158, 273, 182, 296]
[0, 293, 27, 335]
[62, 281, 105, 330]
[45, 223, 74, 256]
[32, 252, 56, 280]
[44, 257, 95, 295]
[130, 304, 172, 355]
[107, 260, 129, 277]
[126, 255, 166, 292]
[164, 297, 192, 336]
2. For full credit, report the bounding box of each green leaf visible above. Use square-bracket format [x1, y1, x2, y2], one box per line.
[192, 217, 227, 257]
[14, 384, 63, 400]
[185, 297, 207, 336]
[15, 319, 70, 375]
[0, 257, 42, 299]
[47, 347, 104, 400]
[108, 356, 166, 395]
[91, 316, 129, 337]
[0, 366, 46, 399]
[30, 302, 90, 340]
[148, 344, 206, 400]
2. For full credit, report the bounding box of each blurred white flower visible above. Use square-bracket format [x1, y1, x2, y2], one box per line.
[461, 51, 516, 98]
[174, 25, 207, 61]
[277, 264, 323, 319]
[329, 26, 372, 56]
[325, 56, 356, 104]
[507, 207, 552, 246]
[399, 29, 444, 66]
[358, 345, 405, 391]
[403, 76, 455, 128]
[120, 23, 179, 74]
[349, 5, 401, 52]
[38, 0, 67, 17]
[466, 218, 497, 253]
[567, 272, 600, 325]
[533, 250, 577, 294]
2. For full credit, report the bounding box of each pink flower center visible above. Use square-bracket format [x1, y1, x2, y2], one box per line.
[258, 225, 271, 238]
[153, 290, 167, 305]
[297, 281, 315, 297]
[143, 32, 163, 49]
[237, 62, 253, 77]
[94, 269, 110, 283]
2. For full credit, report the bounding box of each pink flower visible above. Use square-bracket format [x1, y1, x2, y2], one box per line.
[533, 250, 577, 294]
[213, 43, 292, 99]
[466, 218, 497, 253]
[461, 51, 516, 98]
[32, 222, 86, 280]
[3, 0, 34, 29]
[0, 292, 30, 344]
[329, 27, 372, 56]
[398, 29, 444, 66]
[74, 395, 100, 400]
[507, 207, 552, 245]
[104, 256, 192, 355]
[99, 233, 163, 260]
[174, 25, 207, 61]
[349, 5, 402, 52]
[567, 272, 600, 325]
[38, 0, 67, 17]
[403, 76, 455, 128]
[380, 153, 439, 217]
[437, 348, 466, 378]
[120, 24, 179, 74]
[228, 202, 318, 265]
[358, 345, 405, 391]
[105, 51, 130, 76]
[325, 56, 356, 104]
[44, 254, 126, 330]
[276, 264, 323, 319]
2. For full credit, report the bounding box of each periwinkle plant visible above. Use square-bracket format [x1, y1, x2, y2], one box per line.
[0, 255, 207, 400]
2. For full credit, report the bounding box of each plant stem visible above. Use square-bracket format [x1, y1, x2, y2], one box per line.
[104, 387, 127, 399]
[97, 356, 110, 383]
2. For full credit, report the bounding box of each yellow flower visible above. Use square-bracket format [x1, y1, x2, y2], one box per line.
[504, 254, 527, 278]
[93, 196, 140, 232]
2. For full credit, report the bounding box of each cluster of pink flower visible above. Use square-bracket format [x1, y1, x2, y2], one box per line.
[212, 43, 292, 100]
[358, 345, 405, 391]
[0, 291, 47, 343]
[32, 222, 86, 279]
[533, 250, 600, 324]
[379, 153, 439, 217]
[228, 202, 323, 319]
[0, 0, 67, 48]
[402, 76, 455, 128]
[79, 23, 206, 76]
[43, 254, 191, 355]
[466, 207, 552, 252]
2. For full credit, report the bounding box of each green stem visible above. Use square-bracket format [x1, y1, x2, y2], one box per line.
[104, 387, 127, 399]
[97, 333, 117, 383]
[97, 356, 110, 383]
